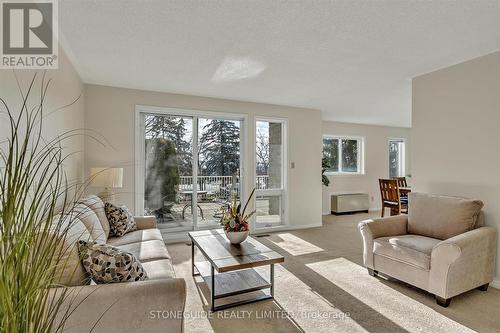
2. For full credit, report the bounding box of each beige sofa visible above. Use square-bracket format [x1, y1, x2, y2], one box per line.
[52, 195, 186, 332]
[359, 192, 496, 307]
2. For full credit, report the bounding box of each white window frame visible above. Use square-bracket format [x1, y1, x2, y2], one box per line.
[253, 117, 288, 230]
[388, 138, 406, 178]
[322, 135, 365, 175]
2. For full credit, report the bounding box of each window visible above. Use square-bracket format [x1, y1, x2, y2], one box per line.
[389, 139, 405, 178]
[323, 136, 363, 174]
[255, 119, 287, 228]
[136, 107, 244, 234]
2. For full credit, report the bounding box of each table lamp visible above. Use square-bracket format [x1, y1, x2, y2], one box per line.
[90, 167, 123, 204]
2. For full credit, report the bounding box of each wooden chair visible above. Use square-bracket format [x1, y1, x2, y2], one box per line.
[393, 176, 407, 188]
[379, 179, 408, 217]
[393, 176, 409, 204]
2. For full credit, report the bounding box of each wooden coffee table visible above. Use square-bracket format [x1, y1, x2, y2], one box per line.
[188, 229, 284, 311]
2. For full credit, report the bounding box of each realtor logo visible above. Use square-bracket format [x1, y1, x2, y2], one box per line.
[1, 0, 58, 68]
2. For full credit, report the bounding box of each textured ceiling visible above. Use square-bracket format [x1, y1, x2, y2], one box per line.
[60, 0, 500, 127]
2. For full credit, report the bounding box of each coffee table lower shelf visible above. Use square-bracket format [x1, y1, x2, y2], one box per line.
[193, 261, 274, 311]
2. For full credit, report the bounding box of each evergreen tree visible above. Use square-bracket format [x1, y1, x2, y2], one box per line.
[144, 115, 177, 139]
[145, 138, 180, 211]
[199, 120, 240, 176]
[170, 118, 192, 175]
[144, 115, 192, 175]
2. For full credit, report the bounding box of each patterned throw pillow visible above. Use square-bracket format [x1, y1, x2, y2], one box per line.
[78, 241, 148, 283]
[104, 203, 137, 237]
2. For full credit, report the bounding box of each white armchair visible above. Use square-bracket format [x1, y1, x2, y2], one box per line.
[359, 193, 496, 307]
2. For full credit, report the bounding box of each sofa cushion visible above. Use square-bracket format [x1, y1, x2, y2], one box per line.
[107, 228, 164, 246]
[114, 240, 171, 262]
[79, 195, 110, 238]
[105, 203, 137, 237]
[373, 235, 441, 270]
[408, 193, 483, 240]
[141, 259, 176, 280]
[78, 241, 148, 283]
[73, 203, 107, 243]
[52, 214, 92, 286]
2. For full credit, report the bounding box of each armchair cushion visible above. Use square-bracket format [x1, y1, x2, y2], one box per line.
[374, 235, 441, 270]
[408, 193, 483, 240]
[358, 214, 408, 269]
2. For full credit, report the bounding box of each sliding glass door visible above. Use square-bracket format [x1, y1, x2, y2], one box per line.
[137, 109, 243, 233]
[142, 114, 194, 232]
[255, 118, 287, 229]
[196, 117, 241, 228]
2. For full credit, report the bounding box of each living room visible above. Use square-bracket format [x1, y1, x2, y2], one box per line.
[1, 1, 499, 333]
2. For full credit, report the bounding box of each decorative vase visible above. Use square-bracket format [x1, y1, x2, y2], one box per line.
[224, 230, 249, 244]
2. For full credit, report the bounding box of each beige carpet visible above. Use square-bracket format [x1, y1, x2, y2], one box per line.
[167, 212, 500, 333]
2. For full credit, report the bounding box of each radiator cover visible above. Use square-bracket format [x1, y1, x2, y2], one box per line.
[331, 193, 369, 215]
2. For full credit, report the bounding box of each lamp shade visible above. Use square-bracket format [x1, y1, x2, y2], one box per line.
[90, 167, 123, 188]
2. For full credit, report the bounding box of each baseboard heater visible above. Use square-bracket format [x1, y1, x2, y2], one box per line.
[331, 193, 369, 215]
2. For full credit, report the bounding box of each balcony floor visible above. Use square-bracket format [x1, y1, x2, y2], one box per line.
[155, 200, 280, 230]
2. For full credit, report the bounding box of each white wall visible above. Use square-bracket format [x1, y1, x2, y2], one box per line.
[322, 121, 411, 214]
[0, 48, 84, 184]
[84, 84, 323, 230]
[412, 51, 500, 286]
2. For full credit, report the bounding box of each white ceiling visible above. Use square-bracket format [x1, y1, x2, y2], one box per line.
[60, 0, 500, 127]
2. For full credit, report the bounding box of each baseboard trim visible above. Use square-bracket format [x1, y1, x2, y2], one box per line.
[163, 222, 323, 244]
[324, 209, 381, 215]
[252, 222, 323, 234]
[490, 278, 500, 290]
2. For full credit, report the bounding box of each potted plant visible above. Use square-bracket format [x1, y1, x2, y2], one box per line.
[220, 188, 256, 244]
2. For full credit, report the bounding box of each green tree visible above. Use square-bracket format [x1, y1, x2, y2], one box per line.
[199, 120, 240, 176]
[323, 138, 339, 172]
[144, 115, 192, 175]
[145, 138, 180, 211]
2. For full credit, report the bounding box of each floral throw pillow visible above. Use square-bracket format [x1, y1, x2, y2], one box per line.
[104, 202, 137, 237]
[78, 241, 147, 283]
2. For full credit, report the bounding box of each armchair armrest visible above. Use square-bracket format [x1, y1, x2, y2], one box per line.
[429, 226, 496, 298]
[54, 278, 186, 333]
[134, 215, 158, 230]
[358, 215, 408, 268]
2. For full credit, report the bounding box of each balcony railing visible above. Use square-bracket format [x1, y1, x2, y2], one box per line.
[178, 175, 269, 192]
[145, 175, 271, 226]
